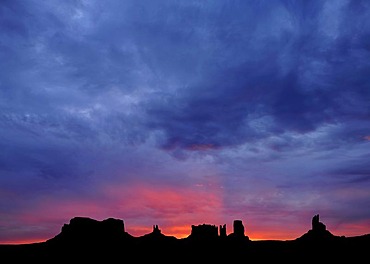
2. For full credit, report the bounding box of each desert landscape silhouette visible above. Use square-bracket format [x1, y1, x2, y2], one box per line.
[1, 2, 370, 263]
[0, 213, 369, 262]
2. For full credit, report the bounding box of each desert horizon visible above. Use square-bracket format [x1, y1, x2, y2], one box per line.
[1, 213, 369, 262]
[2, 213, 369, 246]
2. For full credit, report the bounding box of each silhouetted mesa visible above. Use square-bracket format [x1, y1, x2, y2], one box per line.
[48, 216, 134, 246]
[189, 223, 219, 240]
[1, 214, 369, 262]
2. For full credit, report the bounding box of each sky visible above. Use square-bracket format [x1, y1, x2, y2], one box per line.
[1, 0, 370, 244]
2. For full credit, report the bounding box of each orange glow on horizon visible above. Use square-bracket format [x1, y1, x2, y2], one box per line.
[127, 224, 192, 239]
[246, 230, 302, 241]
[3, 180, 370, 245]
[164, 225, 193, 239]
[0, 237, 48, 245]
[331, 220, 370, 238]
[126, 224, 303, 241]
[2, 221, 370, 244]
[108, 180, 225, 237]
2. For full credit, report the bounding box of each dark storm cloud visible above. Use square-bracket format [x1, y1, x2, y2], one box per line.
[332, 159, 370, 184]
[138, 0, 370, 150]
[1, 0, 370, 175]
[0, 0, 368, 185]
[1, 0, 369, 155]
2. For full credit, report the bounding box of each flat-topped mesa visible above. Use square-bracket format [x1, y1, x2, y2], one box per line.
[189, 220, 250, 242]
[61, 217, 125, 235]
[48, 217, 132, 245]
[190, 223, 219, 240]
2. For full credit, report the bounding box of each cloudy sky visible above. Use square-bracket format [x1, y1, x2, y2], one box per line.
[1, 0, 370, 243]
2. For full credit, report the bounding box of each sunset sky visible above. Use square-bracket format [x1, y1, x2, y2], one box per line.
[1, 0, 370, 244]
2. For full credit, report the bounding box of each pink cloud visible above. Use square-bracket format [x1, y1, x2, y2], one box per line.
[2, 178, 225, 243]
[102, 180, 225, 237]
[186, 144, 218, 151]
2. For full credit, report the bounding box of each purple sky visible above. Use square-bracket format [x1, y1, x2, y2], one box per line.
[1, 0, 370, 244]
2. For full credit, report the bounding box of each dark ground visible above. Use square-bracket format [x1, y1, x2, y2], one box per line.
[1, 234, 369, 262]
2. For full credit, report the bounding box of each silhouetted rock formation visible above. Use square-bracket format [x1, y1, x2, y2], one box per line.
[287, 214, 370, 261]
[227, 219, 250, 242]
[296, 214, 336, 242]
[233, 219, 245, 236]
[47, 216, 134, 247]
[312, 214, 326, 231]
[189, 223, 219, 240]
[136, 224, 178, 256]
[138, 224, 164, 239]
[219, 224, 227, 237]
[152, 224, 161, 235]
[0, 214, 369, 262]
